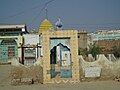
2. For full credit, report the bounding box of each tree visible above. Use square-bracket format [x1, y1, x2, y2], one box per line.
[88, 42, 101, 60]
[113, 45, 120, 58]
[79, 42, 101, 60]
[78, 48, 88, 56]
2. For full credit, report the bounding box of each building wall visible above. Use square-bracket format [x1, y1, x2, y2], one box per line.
[23, 34, 41, 65]
[0, 24, 27, 63]
[78, 31, 87, 49]
[97, 39, 120, 54]
[93, 33, 120, 40]
[96, 30, 120, 34]
[23, 34, 39, 45]
[88, 32, 120, 54]
[79, 54, 120, 80]
[11, 58, 43, 85]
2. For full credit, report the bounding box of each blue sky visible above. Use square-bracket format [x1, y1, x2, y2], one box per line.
[0, 0, 120, 32]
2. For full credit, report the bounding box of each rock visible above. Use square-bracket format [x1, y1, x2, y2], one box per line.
[114, 75, 120, 82]
[21, 78, 33, 85]
[11, 79, 21, 85]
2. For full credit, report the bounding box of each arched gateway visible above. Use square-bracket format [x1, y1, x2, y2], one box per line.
[41, 30, 80, 84]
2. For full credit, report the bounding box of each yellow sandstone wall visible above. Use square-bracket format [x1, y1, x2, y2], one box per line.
[41, 30, 80, 83]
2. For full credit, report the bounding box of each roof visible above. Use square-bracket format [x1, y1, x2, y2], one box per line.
[0, 24, 27, 32]
[0, 24, 26, 29]
[78, 30, 87, 34]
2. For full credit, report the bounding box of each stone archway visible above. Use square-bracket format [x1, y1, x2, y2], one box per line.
[42, 30, 80, 84]
[1, 39, 17, 45]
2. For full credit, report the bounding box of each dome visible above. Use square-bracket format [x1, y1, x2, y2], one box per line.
[38, 19, 54, 33]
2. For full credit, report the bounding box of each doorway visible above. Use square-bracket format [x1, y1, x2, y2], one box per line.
[50, 38, 72, 78]
[0, 39, 18, 62]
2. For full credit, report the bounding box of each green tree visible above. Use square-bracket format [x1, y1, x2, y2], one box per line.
[113, 45, 120, 58]
[78, 48, 88, 56]
[79, 42, 101, 60]
[88, 42, 101, 60]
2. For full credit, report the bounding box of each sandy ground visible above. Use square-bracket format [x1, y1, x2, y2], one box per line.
[0, 64, 120, 90]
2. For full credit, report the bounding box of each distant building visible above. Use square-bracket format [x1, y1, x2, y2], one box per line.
[89, 30, 120, 54]
[97, 39, 120, 54]
[23, 34, 41, 65]
[0, 24, 27, 63]
[96, 30, 120, 34]
[78, 30, 87, 49]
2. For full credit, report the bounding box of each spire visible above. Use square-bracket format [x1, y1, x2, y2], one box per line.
[45, 7, 48, 19]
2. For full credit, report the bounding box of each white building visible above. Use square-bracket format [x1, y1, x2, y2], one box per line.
[23, 34, 42, 65]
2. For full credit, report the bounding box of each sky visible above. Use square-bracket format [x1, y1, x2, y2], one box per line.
[0, 0, 120, 32]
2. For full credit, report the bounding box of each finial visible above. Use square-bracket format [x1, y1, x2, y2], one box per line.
[45, 7, 48, 19]
[55, 17, 63, 30]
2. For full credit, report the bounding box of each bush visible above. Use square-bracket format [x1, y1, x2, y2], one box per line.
[113, 45, 120, 58]
[79, 42, 101, 60]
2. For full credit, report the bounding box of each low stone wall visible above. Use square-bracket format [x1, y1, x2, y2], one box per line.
[11, 58, 43, 85]
[79, 54, 120, 81]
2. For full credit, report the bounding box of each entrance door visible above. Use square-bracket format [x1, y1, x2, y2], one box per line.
[50, 38, 72, 78]
[8, 46, 15, 59]
[0, 39, 18, 62]
[0, 45, 8, 62]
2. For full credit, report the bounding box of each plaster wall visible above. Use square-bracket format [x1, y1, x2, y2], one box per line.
[79, 54, 120, 80]
[11, 58, 43, 85]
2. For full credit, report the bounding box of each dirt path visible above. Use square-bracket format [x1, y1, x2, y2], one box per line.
[0, 81, 120, 90]
[0, 64, 120, 90]
[0, 64, 11, 85]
